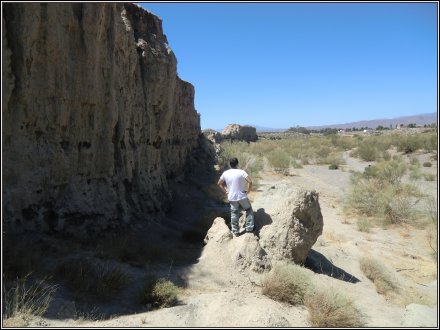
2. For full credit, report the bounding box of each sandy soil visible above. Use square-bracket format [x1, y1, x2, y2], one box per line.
[20, 151, 438, 328]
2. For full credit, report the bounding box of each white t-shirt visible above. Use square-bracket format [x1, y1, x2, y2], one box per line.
[220, 168, 249, 201]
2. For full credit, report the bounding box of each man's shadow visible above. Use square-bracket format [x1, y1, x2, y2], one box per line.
[253, 208, 272, 234]
[304, 249, 360, 283]
[245, 208, 359, 284]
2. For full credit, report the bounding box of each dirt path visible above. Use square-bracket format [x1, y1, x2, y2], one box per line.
[256, 155, 437, 327]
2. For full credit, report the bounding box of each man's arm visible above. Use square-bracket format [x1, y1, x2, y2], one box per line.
[245, 176, 253, 193]
[217, 178, 228, 194]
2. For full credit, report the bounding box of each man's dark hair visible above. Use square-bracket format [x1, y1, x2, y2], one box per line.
[230, 157, 239, 168]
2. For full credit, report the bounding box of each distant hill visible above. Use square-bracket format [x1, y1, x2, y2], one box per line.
[204, 113, 437, 133]
[210, 126, 286, 133]
[306, 112, 437, 130]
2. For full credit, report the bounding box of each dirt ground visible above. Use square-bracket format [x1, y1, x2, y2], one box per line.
[16, 150, 438, 328]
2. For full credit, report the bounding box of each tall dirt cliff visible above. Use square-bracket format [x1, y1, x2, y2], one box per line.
[2, 3, 201, 236]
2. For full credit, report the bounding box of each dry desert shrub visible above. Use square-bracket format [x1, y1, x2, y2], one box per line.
[395, 132, 437, 153]
[424, 173, 436, 181]
[55, 258, 130, 301]
[351, 141, 380, 161]
[141, 276, 179, 308]
[359, 256, 398, 294]
[261, 263, 312, 305]
[304, 287, 364, 327]
[356, 218, 373, 232]
[345, 160, 424, 225]
[2, 274, 57, 326]
[266, 148, 291, 173]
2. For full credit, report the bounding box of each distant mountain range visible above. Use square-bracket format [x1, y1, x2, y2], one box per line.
[306, 112, 437, 130]
[209, 112, 437, 132]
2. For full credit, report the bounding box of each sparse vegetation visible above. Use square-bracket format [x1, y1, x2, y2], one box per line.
[2, 275, 58, 327]
[353, 141, 380, 161]
[304, 287, 364, 327]
[423, 161, 432, 167]
[345, 160, 425, 225]
[218, 134, 354, 178]
[267, 148, 291, 173]
[359, 256, 398, 294]
[357, 218, 373, 232]
[56, 258, 130, 301]
[141, 276, 179, 308]
[261, 263, 312, 305]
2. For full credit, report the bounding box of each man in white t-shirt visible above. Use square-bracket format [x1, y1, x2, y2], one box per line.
[217, 157, 254, 236]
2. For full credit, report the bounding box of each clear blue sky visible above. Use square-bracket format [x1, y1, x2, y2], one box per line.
[140, 2, 438, 130]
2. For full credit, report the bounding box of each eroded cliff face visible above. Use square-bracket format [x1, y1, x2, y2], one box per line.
[2, 3, 201, 235]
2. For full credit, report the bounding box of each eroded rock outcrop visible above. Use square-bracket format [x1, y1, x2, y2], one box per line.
[222, 124, 257, 142]
[203, 182, 322, 273]
[2, 3, 200, 235]
[257, 183, 323, 264]
[204, 217, 271, 273]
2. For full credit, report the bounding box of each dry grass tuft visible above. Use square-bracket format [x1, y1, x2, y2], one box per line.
[359, 256, 398, 294]
[56, 258, 130, 301]
[357, 218, 373, 233]
[304, 287, 364, 327]
[261, 263, 311, 305]
[2, 274, 57, 326]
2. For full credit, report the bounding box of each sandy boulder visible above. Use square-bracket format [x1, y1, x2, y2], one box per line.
[222, 124, 258, 142]
[257, 183, 323, 264]
[228, 233, 271, 273]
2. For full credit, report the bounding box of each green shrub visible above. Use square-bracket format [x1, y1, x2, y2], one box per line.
[362, 160, 407, 185]
[304, 288, 364, 327]
[381, 150, 392, 161]
[345, 170, 423, 224]
[291, 160, 303, 169]
[262, 263, 311, 305]
[267, 148, 290, 172]
[423, 162, 432, 167]
[355, 142, 379, 161]
[359, 256, 398, 294]
[141, 276, 178, 308]
[424, 173, 436, 181]
[409, 156, 420, 166]
[409, 165, 423, 181]
[328, 164, 339, 170]
[395, 133, 437, 154]
[357, 218, 372, 232]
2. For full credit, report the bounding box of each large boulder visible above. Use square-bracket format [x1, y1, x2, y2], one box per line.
[228, 234, 271, 273]
[203, 217, 271, 273]
[256, 183, 323, 264]
[222, 124, 258, 142]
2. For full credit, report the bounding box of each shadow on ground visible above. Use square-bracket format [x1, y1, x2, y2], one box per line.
[304, 249, 360, 283]
[2, 140, 228, 322]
